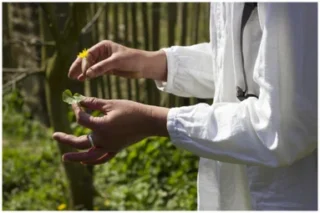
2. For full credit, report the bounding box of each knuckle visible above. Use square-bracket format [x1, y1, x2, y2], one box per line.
[83, 152, 90, 159]
[89, 97, 98, 105]
[90, 65, 100, 75]
[102, 101, 113, 112]
[102, 40, 112, 45]
[63, 134, 72, 141]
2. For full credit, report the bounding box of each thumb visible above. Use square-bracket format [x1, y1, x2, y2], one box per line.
[80, 97, 107, 111]
[72, 103, 103, 130]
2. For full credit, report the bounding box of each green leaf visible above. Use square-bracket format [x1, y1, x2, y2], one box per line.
[73, 93, 85, 103]
[62, 90, 85, 105]
[62, 90, 74, 104]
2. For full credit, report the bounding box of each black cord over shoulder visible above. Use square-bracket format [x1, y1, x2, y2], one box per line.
[237, 2, 258, 102]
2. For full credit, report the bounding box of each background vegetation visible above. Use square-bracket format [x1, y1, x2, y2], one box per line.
[3, 2, 210, 210]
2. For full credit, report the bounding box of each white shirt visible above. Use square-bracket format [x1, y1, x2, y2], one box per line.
[156, 3, 317, 210]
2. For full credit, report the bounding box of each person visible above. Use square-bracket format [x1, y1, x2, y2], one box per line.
[53, 3, 317, 210]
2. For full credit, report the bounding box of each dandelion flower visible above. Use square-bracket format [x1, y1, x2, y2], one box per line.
[57, 203, 67, 210]
[78, 48, 89, 76]
[78, 48, 89, 59]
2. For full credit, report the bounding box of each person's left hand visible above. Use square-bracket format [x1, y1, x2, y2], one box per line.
[53, 97, 168, 165]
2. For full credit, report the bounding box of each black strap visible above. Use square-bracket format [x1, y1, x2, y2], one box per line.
[237, 3, 258, 101]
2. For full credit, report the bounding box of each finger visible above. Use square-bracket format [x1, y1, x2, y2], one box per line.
[82, 40, 113, 79]
[81, 152, 117, 165]
[72, 104, 103, 129]
[86, 56, 117, 79]
[68, 57, 82, 79]
[53, 132, 91, 150]
[69, 41, 110, 80]
[80, 97, 107, 111]
[77, 73, 86, 81]
[63, 147, 106, 162]
[86, 40, 111, 64]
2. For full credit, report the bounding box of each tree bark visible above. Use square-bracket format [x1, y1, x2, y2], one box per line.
[40, 3, 94, 210]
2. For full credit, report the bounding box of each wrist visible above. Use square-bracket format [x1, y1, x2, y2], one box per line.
[141, 50, 168, 81]
[142, 104, 169, 137]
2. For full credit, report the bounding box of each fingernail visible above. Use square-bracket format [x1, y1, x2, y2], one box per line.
[78, 74, 84, 80]
[62, 156, 69, 162]
[52, 132, 61, 139]
[52, 133, 57, 139]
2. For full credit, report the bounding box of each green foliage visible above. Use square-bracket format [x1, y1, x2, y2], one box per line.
[62, 89, 85, 105]
[3, 90, 198, 210]
[93, 137, 198, 210]
[3, 137, 68, 210]
[3, 89, 48, 140]
[3, 90, 68, 210]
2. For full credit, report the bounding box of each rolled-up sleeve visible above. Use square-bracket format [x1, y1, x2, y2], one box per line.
[155, 43, 215, 98]
[167, 3, 317, 167]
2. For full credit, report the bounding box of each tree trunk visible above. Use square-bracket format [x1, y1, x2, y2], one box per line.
[40, 3, 94, 210]
[3, 3, 15, 68]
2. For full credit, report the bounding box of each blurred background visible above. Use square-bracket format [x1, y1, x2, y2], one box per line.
[2, 2, 211, 210]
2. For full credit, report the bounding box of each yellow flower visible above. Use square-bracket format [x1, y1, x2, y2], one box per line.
[78, 48, 88, 59]
[57, 203, 67, 210]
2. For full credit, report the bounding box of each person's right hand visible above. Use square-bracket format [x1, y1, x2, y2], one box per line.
[68, 40, 167, 82]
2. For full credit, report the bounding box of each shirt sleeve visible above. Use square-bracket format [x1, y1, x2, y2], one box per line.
[155, 43, 215, 98]
[167, 3, 317, 167]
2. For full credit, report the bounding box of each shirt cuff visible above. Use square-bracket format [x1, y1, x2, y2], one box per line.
[167, 107, 187, 149]
[154, 47, 178, 93]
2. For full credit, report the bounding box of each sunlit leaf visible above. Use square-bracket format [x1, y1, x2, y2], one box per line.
[62, 90, 85, 105]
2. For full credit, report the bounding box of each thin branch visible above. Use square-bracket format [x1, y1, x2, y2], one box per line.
[3, 73, 27, 92]
[81, 3, 106, 34]
[3, 70, 45, 94]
